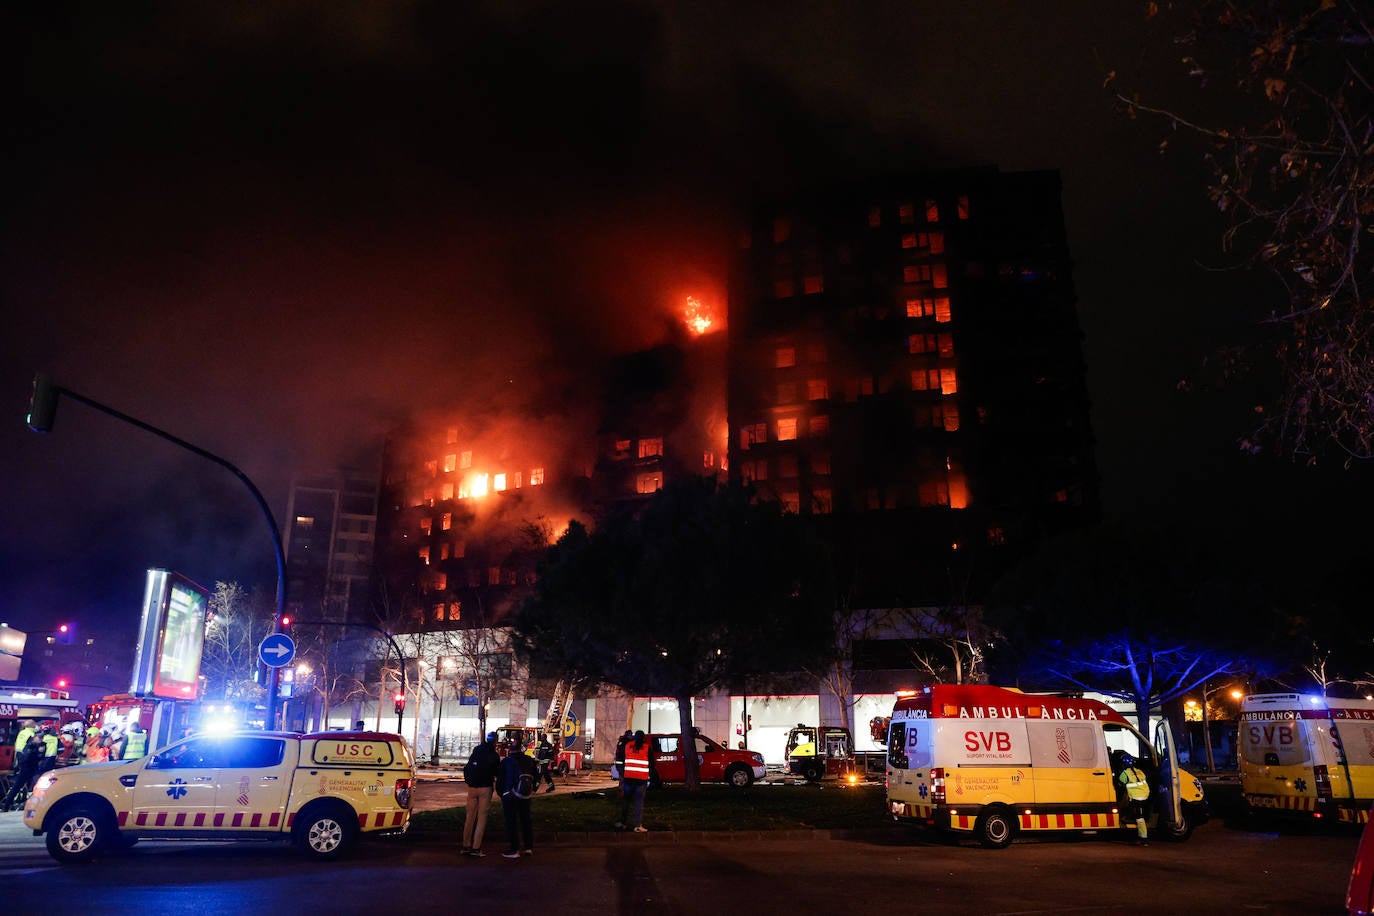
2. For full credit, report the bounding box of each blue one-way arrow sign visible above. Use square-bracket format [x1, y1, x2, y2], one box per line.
[258, 633, 296, 668]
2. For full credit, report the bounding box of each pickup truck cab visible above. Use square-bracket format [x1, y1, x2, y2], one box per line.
[24, 730, 414, 862]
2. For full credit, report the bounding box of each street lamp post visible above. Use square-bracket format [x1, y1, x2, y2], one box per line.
[25, 374, 288, 724]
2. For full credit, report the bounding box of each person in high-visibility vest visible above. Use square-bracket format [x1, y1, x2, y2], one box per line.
[12, 719, 37, 759]
[617, 730, 655, 833]
[1115, 752, 1152, 846]
[122, 722, 149, 760]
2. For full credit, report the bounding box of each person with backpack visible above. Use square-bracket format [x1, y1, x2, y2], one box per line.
[497, 740, 539, 858]
[461, 732, 501, 857]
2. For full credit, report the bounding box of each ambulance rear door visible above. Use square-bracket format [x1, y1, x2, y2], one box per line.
[1153, 718, 1185, 832]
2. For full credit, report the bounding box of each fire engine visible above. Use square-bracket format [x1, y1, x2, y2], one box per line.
[494, 679, 585, 775]
[784, 724, 858, 782]
[1239, 692, 1374, 825]
[0, 686, 84, 771]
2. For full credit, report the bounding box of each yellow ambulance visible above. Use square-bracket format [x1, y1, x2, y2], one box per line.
[885, 684, 1206, 848]
[1240, 692, 1374, 825]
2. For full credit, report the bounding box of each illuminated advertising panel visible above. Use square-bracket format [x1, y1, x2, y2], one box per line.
[130, 569, 209, 700]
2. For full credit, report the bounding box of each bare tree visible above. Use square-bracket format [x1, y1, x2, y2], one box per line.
[907, 605, 997, 685]
[1110, 1, 1374, 462]
[201, 581, 272, 704]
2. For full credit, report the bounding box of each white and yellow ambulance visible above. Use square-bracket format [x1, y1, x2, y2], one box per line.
[885, 684, 1206, 848]
[1239, 692, 1374, 825]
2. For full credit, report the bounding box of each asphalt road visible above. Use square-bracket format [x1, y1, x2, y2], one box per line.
[0, 788, 1358, 915]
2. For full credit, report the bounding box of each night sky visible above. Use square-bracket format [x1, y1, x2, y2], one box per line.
[4, 2, 1365, 652]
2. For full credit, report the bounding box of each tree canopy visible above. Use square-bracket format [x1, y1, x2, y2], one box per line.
[512, 477, 837, 787]
[1112, 0, 1374, 462]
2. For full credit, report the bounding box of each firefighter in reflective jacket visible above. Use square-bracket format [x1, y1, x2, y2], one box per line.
[122, 722, 149, 760]
[1115, 752, 1151, 846]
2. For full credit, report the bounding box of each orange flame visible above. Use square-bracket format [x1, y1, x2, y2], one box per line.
[683, 295, 714, 335]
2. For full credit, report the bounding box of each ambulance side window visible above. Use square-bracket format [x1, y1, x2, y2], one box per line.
[888, 721, 908, 769]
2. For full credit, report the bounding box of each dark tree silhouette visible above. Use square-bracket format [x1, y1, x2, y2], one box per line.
[513, 477, 836, 789]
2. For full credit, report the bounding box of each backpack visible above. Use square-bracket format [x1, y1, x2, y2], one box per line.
[512, 771, 536, 799]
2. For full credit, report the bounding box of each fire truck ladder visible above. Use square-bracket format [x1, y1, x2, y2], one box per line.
[542, 679, 578, 748]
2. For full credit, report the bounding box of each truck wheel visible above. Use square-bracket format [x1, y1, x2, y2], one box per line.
[725, 764, 753, 787]
[975, 807, 1015, 849]
[802, 762, 824, 783]
[295, 803, 358, 860]
[46, 804, 111, 863]
[556, 760, 570, 777]
[1162, 810, 1193, 842]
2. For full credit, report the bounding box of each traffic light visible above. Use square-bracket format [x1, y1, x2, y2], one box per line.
[26, 372, 60, 433]
[56, 677, 68, 689]
[279, 615, 292, 628]
[57, 623, 75, 645]
[393, 692, 406, 716]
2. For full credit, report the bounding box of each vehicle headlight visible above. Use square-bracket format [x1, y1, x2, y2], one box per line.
[31, 773, 58, 795]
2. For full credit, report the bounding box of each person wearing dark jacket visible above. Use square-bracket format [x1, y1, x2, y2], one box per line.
[461, 733, 502, 857]
[497, 745, 539, 858]
[535, 735, 557, 793]
[2, 734, 45, 811]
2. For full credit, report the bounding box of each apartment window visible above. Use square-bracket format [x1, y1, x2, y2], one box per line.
[418, 546, 430, 565]
[703, 452, 717, 469]
[773, 218, 790, 243]
[460, 451, 473, 469]
[943, 405, 960, 431]
[294, 515, 314, 529]
[909, 332, 954, 356]
[949, 470, 969, 509]
[934, 297, 952, 322]
[775, 346, 796, 368]
[809, 415, 830, 437]
[903, 264, 932, 284]
[637, 472, 663, 494]
[423, 460, 437, 476]
[803, 273, 823, 294]
[488, 567, 501, 586]
[774, 279, 795, 299]
[811, 452, 831, 474]
[928, 232, 945, 254]
[925, 199, 940, 222]
[614, 438, 631, 455]
[807, 378, 829, 400]
[918, 477, 950, 508]
[899, 203, 915, 224]
[907, 298, 933, 319]
[452, 540, 466, 558]
[440, 542, 451, 560]
[440, 483, 454, 500]
[811, 489, 833, 514]
[420, 517, 433, 535]
[441, 512, 452, 531]
[446, 428, 458, 444]
[778, 456, 799, 478]
[638, 437, 663, 458]
[911, 369, 940, 392]
[433, 572, 447, 590]
[777, 417, 798, 441]
[444, 454, 457, 473]
[806, 343, 828, 363]
[779, 490, 800, 513]
[740, 422, 767, 449]
[777, 383, 798, 404]
[493, 473, 506, 491]
[867, 206, 881, 228]
[901, 232, 919, 249]
[423, 487, 435, 504]
[932, 264, 948, 288]
[530, 467, 545, 485]
[987, 526, 1006, 546]
[512, 471, 522, 489]
[957, 194, 970, 220]
[940, 367, 958, 395]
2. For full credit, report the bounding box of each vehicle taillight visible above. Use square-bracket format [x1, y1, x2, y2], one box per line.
[395, 777, 413, 809]
[930, 767, 946, 804]
[1314, 765, 1333, 799]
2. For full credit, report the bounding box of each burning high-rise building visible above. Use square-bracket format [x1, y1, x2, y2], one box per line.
[727, 167, 1100, 609]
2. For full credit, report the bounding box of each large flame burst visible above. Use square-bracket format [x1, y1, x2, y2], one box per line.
[683, 295, 715, 335]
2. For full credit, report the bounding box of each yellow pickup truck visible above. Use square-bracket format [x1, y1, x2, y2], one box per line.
[24, 730, 414, 862]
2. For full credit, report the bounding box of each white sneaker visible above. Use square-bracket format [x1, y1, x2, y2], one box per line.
[633, 826, 648, 833]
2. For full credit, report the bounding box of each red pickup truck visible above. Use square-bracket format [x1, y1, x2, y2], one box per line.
[613, 732, 766, 787]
